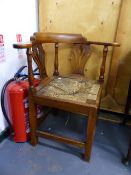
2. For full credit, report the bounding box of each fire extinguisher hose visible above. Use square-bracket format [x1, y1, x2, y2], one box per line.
[1, 78, 15, 134]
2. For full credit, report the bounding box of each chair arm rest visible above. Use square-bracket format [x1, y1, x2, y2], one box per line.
[13, 43, 32, 49]
[85, 41, 120, 83]
[87, 41, 120, 47]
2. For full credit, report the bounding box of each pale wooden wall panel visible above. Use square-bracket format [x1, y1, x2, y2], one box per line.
[113, 0, 131, 105]
[101, 0, 131, 112]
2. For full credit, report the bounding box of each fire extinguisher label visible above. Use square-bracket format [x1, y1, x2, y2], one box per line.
[25, 111, 30, 133]
[0, 34, 5, 63]
[16, 34, 22, 43]
[37, 105, 43, 118]
[23, 97, 30, 133]
[23, 97, 43, 134]
[16, 34, 23, 59]
[0, 34, 4, 43]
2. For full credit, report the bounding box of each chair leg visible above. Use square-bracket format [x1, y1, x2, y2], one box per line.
[29, 94, 38, 146]
[84, 107, 97, 161]
[122, 139, 131, 166]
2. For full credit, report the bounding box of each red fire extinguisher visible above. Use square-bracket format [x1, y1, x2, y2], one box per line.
[7, 80, 30, 142]
[1, 66, 41, 142]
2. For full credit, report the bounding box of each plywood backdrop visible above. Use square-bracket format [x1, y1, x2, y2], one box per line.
[39, 0, 131, 113]
[104, 0, 131, 112]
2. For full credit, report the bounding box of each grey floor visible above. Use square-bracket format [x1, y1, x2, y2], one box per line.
[0, 111, 131, 175]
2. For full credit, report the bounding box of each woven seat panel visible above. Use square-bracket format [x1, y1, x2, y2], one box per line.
[38, 76, 100, 103]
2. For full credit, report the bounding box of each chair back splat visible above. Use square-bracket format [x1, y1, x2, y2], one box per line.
[13, 32, 120, 162]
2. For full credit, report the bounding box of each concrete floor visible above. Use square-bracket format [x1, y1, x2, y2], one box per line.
[0, 111, 131, 175]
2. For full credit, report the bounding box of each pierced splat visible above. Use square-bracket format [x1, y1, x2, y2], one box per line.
[70, 44, 91, 75]
[32, 44, 47, 79]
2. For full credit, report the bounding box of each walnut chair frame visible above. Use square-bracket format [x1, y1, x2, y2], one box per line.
[13, 33, 119, 161]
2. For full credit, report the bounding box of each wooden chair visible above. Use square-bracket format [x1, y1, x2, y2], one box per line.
[13, 33, 120, 161]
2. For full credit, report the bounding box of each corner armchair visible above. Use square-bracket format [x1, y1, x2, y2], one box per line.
[13, 32, 120, 161]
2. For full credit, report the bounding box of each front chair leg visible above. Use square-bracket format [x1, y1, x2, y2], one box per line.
[84, 107, 97, 161]
[122, 139, 131, 166]
[29, 94, 38, 146]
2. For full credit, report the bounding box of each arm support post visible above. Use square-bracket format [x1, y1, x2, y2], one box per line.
[53, 43, 59, 76]
[99, 45, 108, 83]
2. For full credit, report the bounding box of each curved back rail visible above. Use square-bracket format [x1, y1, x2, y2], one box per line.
[13, 32, 120, 90]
